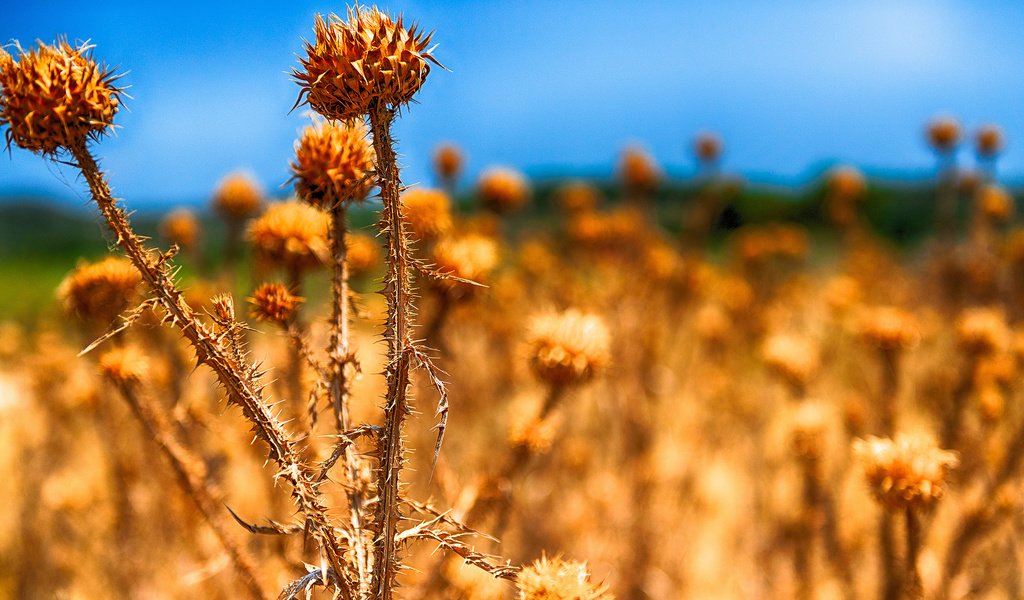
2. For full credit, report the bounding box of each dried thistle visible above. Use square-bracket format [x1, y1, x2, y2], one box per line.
[402, 187, 453, 241]
[294, 7, 439, 120]
[927, 116, 961, 154]
[57, 256, 143, 324]
[291, 117, 374, 208]
[212, 171, 263, 221]
[975, 124, 1004, 159]
[857, 306, 920, 352]
[760, 333, 819, 394]
[975, 184, 1014, 223]
[478, 167, 531, 214]
[853, 433, 959, 512]
[247, 200, 330, 271]
[618, 146, 661, 196]
[0, 39, 122, 155]
[159, 208, 201, 251]
[347, 231, 383, 277]
[694, 131, 723, 166]
[554, 180, 602, 215]
[955, 306, 1009, 355]
[248, 282, 304, 324]
[433, 142, 464, 185]
[527, 309, 611, 387]
[430, 233, 500, 292]
[97, 345, 149, 384]
[516, 555, 612, 600]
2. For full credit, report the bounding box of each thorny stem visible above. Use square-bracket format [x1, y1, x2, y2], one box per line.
[327, 200, 371, 597]
[368, 102, 415, 600]
[109, 377, 268, 600]
[66, 140, 351, 596]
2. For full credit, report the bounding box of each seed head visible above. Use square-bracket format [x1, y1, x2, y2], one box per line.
[0, 39, 123, 155]
[430, 233, 500, 292]
[955, 306, 1009, 355]
[249, 282, 304, 324]
[761, 333, 819, 388]
[159, 209, 201, 250]
[98, 346, 149, 384]
[347, 231, 383, 277]
[516, 555, 611, 600]
[401, 187, 453, 241]
[976, 124, 1004, 159]
[433, 142, 464, 182]
[212, 171, 263, 221]
[694, 131, 723, 165]
[555, 180, 602, 215]
[477, 167, 531, 214]
[926, 116, 961, 154]
[57, 256, 142, 324]
[210, 293, 235, 322]
[853, 433, 959, 512]
[976, 184, 1014, 223]
[618, 146, 661, 195]
[291, 118, 374, 208]
[248, 200, 330, 271]
[527, 309, 611, 386]
[857, 306, 919, 352]
[294, 8, 439, 120]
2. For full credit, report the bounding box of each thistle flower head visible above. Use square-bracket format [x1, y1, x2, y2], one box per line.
[248, 282, 304, 324]
[98, 346, 149, 384]
[858, 306, 919, 352]
[555, 180, 602, 215]
[927, 116, 961, 154]
[401, 187, 453, 241]
[760, 333, 819, 388]
[212, 171, 263, 220]
[828, 166, 866, 200]
[976, 124, 1004, 158]
[976, 184, 1014, 223]
[294, 7, 439, 120]
[477, 167, 531, 214]
[433, 142, 464, 182]
[159, 209, 200, 250]
[430, 233, 500, 292]
[790, 401, 828, 460]
[291, 118, 374, 208]
[853, 433, 959, 512]
[618, 146, 661, 195]
[346, 231, 383, 277]
[0, 39, 123, 155]
[247, 200, 330, 271]
[694, 131, 723, 165]
[955, 306, 1009, 355]
[527, 309, 611, 386]
[57, 256, 142, 324]
[516, 555, 611, 600]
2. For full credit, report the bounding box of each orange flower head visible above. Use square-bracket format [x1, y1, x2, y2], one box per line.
[694, 131, 723, 164]
[433, 142, 464, 182]
[618, 146, 661, 195]
[555, 180, 602, 214]
[955, 306, 1009, 355]
[247, 200, 330, 271]
[976, 124, 1004, 158]
[294, 8, 439, 120]
[926, 116, 961, 154]
[292, 118, 374, 208]
[828, 166, 866, 201]
[0, 40, 123, 154]
[401, 187, 453, 241]
[853, 433, 958, 511]
[249, 282, 304, 324]
[98, 346, 149, 384]
[430, 233, 500, 292]
[478, 167, 531, 214]
[57, 257, 142, 324]
[858, 306, 919, 352]
[516, 555, 611, 600]
[347, 231, 383, 278]
[159, 209, 201, 250]
[212, 171, 263, 220]
[976, 184, 1014, 223]
[761, 333, 820, 388]
[527, 309, 611, 386]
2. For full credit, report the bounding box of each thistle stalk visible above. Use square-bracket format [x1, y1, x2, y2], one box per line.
[369, 101, 415, 599]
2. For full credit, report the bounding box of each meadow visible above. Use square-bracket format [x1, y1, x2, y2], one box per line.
[2, 7, 1023, 600]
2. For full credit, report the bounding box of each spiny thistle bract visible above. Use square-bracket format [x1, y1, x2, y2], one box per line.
[0, 40, 123, 155]
[247, 200, 330, 271]
[852, 433, 959, 512]
[527, 309, 611, 387]
[211, 171, 263, 220]
[57, 256, 142, 324]
[401, 187, 453, 241]
[291, 117, 374, 208]
[516, 555, 612, 600]
[478, 166, 531, 214]
[248, 282, 304, 324]
[159, 208, 201, 250]
[294, 7, 439, 120]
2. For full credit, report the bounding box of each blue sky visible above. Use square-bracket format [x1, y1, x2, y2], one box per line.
[3, 1, 1024, 207]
